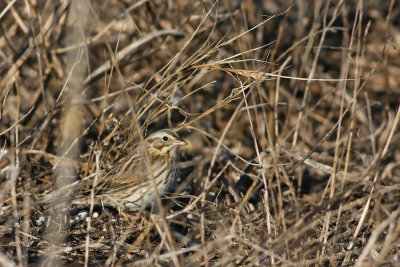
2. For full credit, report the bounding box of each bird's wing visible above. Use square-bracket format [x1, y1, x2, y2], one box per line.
[91, 149, 150, 194]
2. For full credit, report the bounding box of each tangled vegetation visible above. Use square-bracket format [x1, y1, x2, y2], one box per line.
[0, 0, 399, 266]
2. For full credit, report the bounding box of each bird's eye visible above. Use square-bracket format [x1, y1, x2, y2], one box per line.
[163, 136, 168, 141]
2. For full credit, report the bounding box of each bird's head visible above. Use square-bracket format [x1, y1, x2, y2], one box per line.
[145, 129, 187, 159]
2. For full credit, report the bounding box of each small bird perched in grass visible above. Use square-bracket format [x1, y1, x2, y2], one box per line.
[43, 129, 187, 213]
[75, 129, 188, 212]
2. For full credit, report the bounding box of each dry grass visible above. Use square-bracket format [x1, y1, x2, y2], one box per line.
[1, 0, 400, 266]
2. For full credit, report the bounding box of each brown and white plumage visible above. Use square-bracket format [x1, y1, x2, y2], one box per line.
[74, 129, 187, 211]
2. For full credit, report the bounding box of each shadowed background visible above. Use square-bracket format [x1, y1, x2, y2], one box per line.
[0, 0, 399, 266]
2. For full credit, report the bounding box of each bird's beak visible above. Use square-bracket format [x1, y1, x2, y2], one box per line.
[173, 139, 188, 147]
